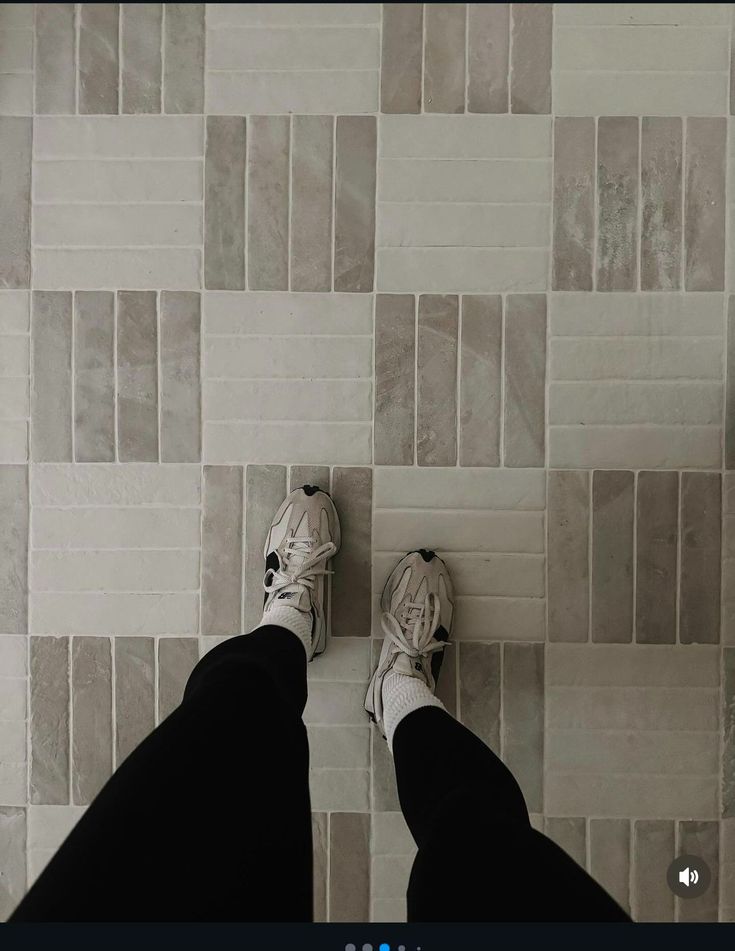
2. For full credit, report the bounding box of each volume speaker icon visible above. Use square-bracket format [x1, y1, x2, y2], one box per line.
[678, 867, 699, 887]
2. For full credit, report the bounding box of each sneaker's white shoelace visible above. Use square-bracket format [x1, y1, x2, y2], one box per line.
[264, 535, 337, 604]
[372, 592, 449, 724]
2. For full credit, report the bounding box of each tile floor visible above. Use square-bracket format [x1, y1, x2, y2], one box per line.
[0, 1, 734, 924]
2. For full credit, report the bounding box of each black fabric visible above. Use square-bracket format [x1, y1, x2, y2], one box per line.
[11, 627, 631, 923]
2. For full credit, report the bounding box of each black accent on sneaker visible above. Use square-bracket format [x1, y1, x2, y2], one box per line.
[263, 551, 280, 606]
[309, 605, 317, 636]
[430, 624, 450, 683]
[411, 548, 436, 563]
[302, 484, 319, 496]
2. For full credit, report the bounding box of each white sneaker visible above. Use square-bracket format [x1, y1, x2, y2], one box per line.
[262, 484, 341, 660]
[365, 548, 454, 735]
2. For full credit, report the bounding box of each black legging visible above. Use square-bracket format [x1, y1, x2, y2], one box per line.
[10, 627, 631, 922]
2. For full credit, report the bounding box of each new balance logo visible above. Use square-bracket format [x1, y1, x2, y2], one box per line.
[278, 592, 296, 600]
[414, 661, 422, 672]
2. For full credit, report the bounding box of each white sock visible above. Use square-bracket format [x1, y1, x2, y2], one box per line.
[382, 671, 445, 752]
[255, 604, 312, 656]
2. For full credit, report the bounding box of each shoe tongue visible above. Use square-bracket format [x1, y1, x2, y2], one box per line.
[392, 651, 427, 680]
[274, 584, 311, 612]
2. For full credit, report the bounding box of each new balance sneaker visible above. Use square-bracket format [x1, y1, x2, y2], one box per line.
[364, 548, 454, 735]
[261, 484, 341, 660]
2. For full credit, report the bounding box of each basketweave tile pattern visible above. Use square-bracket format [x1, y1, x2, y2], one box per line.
[1, 0, 735, 926]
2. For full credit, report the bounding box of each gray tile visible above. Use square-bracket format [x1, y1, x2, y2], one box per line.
[458, 641, 500, 752]
[641, 117, 682, 291]
[31, 291, 72, 462]
[544, 817, 586, 869]
[504, 294, 546, 467]
[291, 116, 333, 293]
[160, 291, 201, 462]
[636, 471, 678, 644]
[205, 116, 246, 291]
[417, 294, 458, 467]
[247, 116, 290, 291]
[30, 636, 69, 805]
[553, 117, 595, 291]
[592, 470, 634, 644]
[35, 3, 76, 114]
[79, 3, 120, 115]
[632, 820, 675, 922]
[502, 642, 544, 813]
[114, 636, 155, 766]
[424, 3, 466, 113]
[329, 812, 370, 922]
[381, 3, 423, 114]
[330, 467, 372, 638]
[163, 3, 204, 114]
[510, 2, 552, 114]
[434, 640, 457, 718]
[0, 806, 25, 920]
[680, 472, 721, 644]
[459, 295, 501, 467]
[372, 722, 400, 811]
[289, 466, 330, 494]
[0, 465, 27, 635]
[677, 821, 719, 921]
[117, 291, 159, 462]
[121, 3, 162, 113]
[727, 297, 735, 469]
[375, 294, 415, 466]
[685, 117, 726, 292]
[71, 637, 112, 805]
[597, 116, 639, 291]
[312, 812, 328, 922]
[724, 648, 735, 818]
[334, 116, 376, 293]
[0, 118, 31, 288]
[202, 466, 243, 636]
[158, 637, 199, 721]
[74, 291, 115, 463]
[589, 819, 631, 915]
[468, 3, 509, 113]
[243, 465, 287, 632]
[547, 470, 590, 643]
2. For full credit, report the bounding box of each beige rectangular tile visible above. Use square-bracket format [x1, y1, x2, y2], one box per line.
[0, 118, 31, 288]
[597, 117, 639, 291]
[550, 291, 724, 336]
[677, 821, 719, 921]
[291, 116, 333, 292]
[32, 550, 199, 592]
[685, 118, 726, 291]
[30, 294, 70, 459]
[722, 820, 735, 921]
[679, 472, 721, 644]
[380, 156, 551, 201]
[549, 425, 722, 470]
[544, 817, 586, 869]
[207, 70, 379, 115]
[121, 3, 162, 114]
[163, 3, 205, 113]
[632, 820, 675, 922]
[458, 641, 500, 752]
[160, 291, 201, 462]
[424, 3, 466, 113]
[381, 3, 423, 113]
[547, 643, 719, 687]
[373, 466, 545, 510]
[723, 647, 735, 818]
[209, 25, 379, 70]
[31, 463, 200, 507]
[377, 247, 548, 295]
[379, 114, 551, 159]
[510, 2, 552, 114]
[547, 685, 718, 731]
[641, 117, 682, 291]
[309, 768, 370, 812]
[35, 3, 76, 114]
[545, 728, 718, 776]
[728, 297, 735, 469]
[592, 471, 634, 644]
[74, 291, 115, 463]
[552, 117, 595, 291]
[374, 294, 415, 466]
[204, 116, 246, 291]
[117, 291, 158, 462]
[33, 592, 199, 637]
[306, 726, 370, 769]
[205, 421, 371, 466]
[334, 117, 376, 292]
[417, 295, 458, 466]
[549, 382, 721, 427]
[114, 637, 155, 766]
[208, 4, 380, 26]
[0, 807, 25, 920]
[502, 642, 544, 812]
[247, 116, 290, 291]
[312, 812, 328, 922]
[589, 819, 630, 915]
[34, 115, 204, 158]
[304, 682, 368, 726]
[460, 295, 501, 467]
[503, 294, 546, 467]
[71, 636, 112, 805]
[201, 466, 243, 636]
[0, 465, 27, 635]
[158, 637, 199, 721]
[30, 636, 69, 805]
[468, 3, 509, 113]
[331, 467, 372, 638]
[374, 509, 544, 555]
[636, 471, 678, 644]
[79, 4, 120, 115]
[545, 773, 718, 821]
[330, 813, 370, 922]
[204, 291, 372, 335]
[554, 72, 727, 117]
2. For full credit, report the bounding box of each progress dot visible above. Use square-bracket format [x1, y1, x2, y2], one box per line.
[345, 946, 356, 951]
[362, 945, 373, 951]
[380, 945, 390, 951]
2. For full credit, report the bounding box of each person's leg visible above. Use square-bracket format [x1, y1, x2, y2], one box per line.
[393, 706, 631, 922]
[11, 627, 312, 922]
